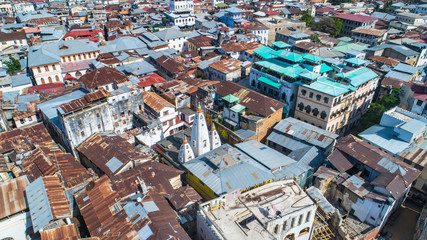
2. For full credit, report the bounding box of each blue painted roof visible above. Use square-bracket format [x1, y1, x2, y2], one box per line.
[100, 36, 147, 53]
[106, 157, 124, 173]
[394, 63, 419, 74]
[28, 39, 99, 67]
[138, 225, 153, 240]
[143, 201, 159, 212]
[235, 140, 297, 170]
[183, 144, 275, 196]
[385, 70, 411, 82]
[17, 94, 39, 103]
[116, 61, 156, 76]
[345, 67, 378, 87]
[360, 125, 410, 155]
[26, 177, 53, 233]
[154, 28, 186, 41]
[38, 89, 88, 129]
[11, 74, 32, 87]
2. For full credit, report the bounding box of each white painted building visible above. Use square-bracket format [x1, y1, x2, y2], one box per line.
[143, 91, 184, 138]
[28, 40, 100, 85]
[13, 2, 35, 13]
[178, 105, 221, 163]
[197, 180, 316, 240]
[153, 28, 188, 53]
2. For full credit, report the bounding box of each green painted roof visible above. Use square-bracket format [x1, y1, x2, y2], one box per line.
[345, 67, 378, 87]
[334, 43, 367, 54]
[256, 59, 305, 78]
[254, 46, 277, 60]
[319, 63, 333, 73]
[256, 59, 291, 74]
[274, 51, 303, 63]
[345, 57, 367, 66]
[300, 71, 320, 80]
[302, 53, 324, 62]
[222, 94, 239, 103]
[271, 41, 291, 49]
[338, 36, 353, 42]
[230, 104, 246, 113]
[258, 76, 281, 89]
[282, 65, 305, 78]
[297, 77, 355, 96]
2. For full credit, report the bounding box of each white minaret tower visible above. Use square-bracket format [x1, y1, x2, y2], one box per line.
[210, 123, 221, 150]
[190, 104, 211, 157]
[178, 136, 195, 164]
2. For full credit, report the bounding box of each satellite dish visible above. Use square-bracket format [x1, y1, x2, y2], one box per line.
[137, 197, 142, 202]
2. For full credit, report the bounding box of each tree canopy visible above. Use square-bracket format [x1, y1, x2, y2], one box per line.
[359, 90, 401, 130]
[4, 56, 21, 75]
[311, 17, 343, 38]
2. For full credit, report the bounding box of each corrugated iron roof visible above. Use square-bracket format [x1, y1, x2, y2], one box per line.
[27, 176, 71, 233]
[143, 91, 174, 113]
[335, 135, 421, 200]
[183, 144, 275, 196]
[77, 133, 150, 177]
[273, 118, 338, 149]
[20, 145, 96, 189]
[39, 224, 80, 240]
[0, 176, 30, 219]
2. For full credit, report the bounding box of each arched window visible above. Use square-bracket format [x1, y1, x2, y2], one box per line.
[305, 105, 311, 114]
[298, 227, 310, 236]
[312, 108, 319, 117]
[285, 233, 295, 240]
[301, 89, 307, 96]
[298, 102, 304, 111]
[55, 75, 60, 82]
[41, 78, 45, 84]
[321, 111, 327, 119]
[48, 77, 52, 83]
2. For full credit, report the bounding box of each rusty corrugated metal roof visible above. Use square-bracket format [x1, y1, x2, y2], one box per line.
[19, 145, 96, 189]
[143, 91, 174, 113]
[335, 135, 421, 200]
[0, 176, 30, 219]
[77, 133, 150, 177]
[0, 123, 52, 154]
[40, 224, 80, 240]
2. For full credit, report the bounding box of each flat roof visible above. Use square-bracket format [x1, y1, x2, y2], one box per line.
[200, 180, 315, 240]
[297, 77, 355, 96]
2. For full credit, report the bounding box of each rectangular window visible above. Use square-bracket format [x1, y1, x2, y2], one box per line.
[309, 92, 314, 98]
[81, 131, 85, 137]
[298, 214, 303, 225]
[306, 211, 311, 223]
[291, 217, 295, 228]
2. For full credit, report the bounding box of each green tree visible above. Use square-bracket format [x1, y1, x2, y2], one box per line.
[310, 33, 321, 43]
[311, 17, 343, 38]
[359, 91, 400, 130]
[332, 17, 343, 37]
[300, 11, 314, 27]
[4, 56, 21, 75]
